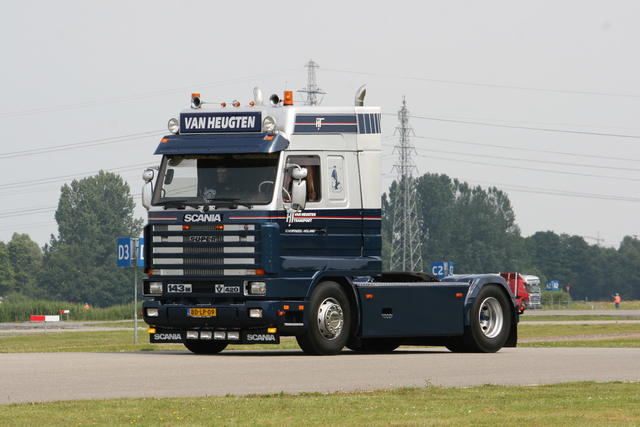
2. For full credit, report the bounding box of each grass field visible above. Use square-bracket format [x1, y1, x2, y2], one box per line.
[1, 312, 639, 425]
[0, 382, 638, 426]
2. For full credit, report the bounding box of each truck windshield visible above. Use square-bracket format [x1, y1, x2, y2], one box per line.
[153, 153, 280, 207]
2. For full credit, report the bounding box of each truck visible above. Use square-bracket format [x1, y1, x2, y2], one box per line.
[499, 273, 542, 312]
[140, 86, 519, 355]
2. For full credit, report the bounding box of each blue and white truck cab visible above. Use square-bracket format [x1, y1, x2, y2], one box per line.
[141, 86, 518, 355]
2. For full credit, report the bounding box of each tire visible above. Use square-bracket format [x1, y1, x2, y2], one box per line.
[348, 337, 402, 353]
[296, 281, 351, 355]
[446, 284, 511, 353]
[184, 340, 228, 354]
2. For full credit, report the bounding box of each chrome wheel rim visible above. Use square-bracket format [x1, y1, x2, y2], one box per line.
[478, 296, 503, 338]
[317, 297, 344, 340]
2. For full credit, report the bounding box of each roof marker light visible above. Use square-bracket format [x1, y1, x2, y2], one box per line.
[191, 93, 202, 109]
[233, 100, 240, 107]
[283, 91, 293, 106]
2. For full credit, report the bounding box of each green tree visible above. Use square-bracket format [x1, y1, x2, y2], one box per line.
[7, 233, 43, 298]
[385, 173, 523, 274]
[0, 241, 16, 296]
[40, 171, 143, 306]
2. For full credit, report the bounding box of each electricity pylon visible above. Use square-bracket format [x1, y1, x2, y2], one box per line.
[298, 60, 326, 106]
[390, 96, 423, 272]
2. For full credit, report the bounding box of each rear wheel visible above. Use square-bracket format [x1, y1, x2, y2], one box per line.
[296, 281, 351, 355]
[184, 340, 228, 354]
[446, 284, 511, 353]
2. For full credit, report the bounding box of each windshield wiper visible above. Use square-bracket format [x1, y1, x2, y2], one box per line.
[205, 198, 253, 209]
[155, 200, 203, 210]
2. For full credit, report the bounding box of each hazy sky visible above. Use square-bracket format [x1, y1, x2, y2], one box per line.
[1, 1, 639, 249]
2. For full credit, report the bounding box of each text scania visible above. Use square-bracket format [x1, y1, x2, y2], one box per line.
[184, 115, 256, 130]
[184, 213, 223, 222]
[154, 333, 182, 341]
[246, 334, 277, 342]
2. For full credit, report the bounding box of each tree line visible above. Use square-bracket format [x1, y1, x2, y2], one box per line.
[0, 171, 142, 307]
[0, 171, 637, 307]
[383, 173, 639, 302]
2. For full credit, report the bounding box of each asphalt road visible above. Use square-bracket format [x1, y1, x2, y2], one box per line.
[2, 347, 639, 404]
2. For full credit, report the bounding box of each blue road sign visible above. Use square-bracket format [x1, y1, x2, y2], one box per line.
[118, 238, 133, 267]
[546, 280, 560, 291]
[137, 237, 145, 267]
[431, 261, 454, 279]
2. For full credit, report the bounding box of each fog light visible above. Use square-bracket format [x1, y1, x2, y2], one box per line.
[200, 331, 213, 340]
[249, 308, 263, 318]
[146, 308, 159, 317]
[227, 331, 240, 340]
[214, 331, 226, 340]
[187, 331, 199, 339]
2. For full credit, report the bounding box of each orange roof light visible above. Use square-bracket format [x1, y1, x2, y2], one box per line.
[283, 91, 293, 106]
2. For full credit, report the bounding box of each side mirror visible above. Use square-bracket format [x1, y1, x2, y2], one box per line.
[290, 179, 307, 211]
[142, 168, 155, 210]
[284, 164, 308, 223]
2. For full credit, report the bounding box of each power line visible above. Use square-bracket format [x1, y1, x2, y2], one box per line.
[403, 114, 640, 139]
[0, 163, 153, 192]
[403, 143, 640, 173]
[413, 153, 640, 183]
[0, 69, 301, 119]
[392, 135, 640, 164]
[323, 68, 640, 99]
[0, 131, 163, 160]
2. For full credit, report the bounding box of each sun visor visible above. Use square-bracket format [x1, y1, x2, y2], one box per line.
[154, 133, 290, 155]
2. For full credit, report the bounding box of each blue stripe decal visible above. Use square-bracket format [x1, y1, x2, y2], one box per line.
[357, 113, 381, 134]
[294, 114, 358, 134]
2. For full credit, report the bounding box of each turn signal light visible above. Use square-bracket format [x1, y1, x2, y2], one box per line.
[147, 328, 156, 334]
[267, 328, 277, 334]
[455, 293, 464, 298]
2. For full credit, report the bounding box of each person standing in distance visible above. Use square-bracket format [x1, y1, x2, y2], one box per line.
[612, 293, 621, 309]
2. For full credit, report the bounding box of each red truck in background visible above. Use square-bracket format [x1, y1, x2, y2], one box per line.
[500, 273, 542, 312]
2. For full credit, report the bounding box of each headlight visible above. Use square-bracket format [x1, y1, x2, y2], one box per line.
[248, 281, 266, 295]
[262, 116, 277, 133]
[167, 118, 180, 134]
[249, 308, 263, 318]
[146, 308, 159, 317]
[148, 282, 163, 295]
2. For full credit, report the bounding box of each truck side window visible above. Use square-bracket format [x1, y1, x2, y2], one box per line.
[284, 155, 321, 202]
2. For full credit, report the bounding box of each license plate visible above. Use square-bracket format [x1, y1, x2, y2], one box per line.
[168, 284, 192, 293]
[188, 308, 217, 317]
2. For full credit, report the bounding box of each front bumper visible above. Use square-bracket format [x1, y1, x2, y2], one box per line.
[142, 299, 308, 343]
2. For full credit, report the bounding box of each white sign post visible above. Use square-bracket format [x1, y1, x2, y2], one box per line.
[118, 237, 144, 345]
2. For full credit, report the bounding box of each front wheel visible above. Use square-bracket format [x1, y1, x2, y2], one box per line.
[296, 281, 351, 355]
[184, 340, 228, 354]
[446, 284, 511, 353]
